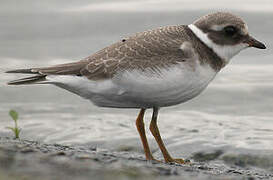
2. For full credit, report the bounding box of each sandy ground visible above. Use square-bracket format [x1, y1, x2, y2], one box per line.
[0, 137, 272, 180]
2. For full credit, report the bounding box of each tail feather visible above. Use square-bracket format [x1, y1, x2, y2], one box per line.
[6, 61, 88, 85]
[5, 68, 38, 74]
[6, 61, 86, 76]
[7, 75, 46, 85]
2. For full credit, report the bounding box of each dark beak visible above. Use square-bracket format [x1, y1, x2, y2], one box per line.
[244, 35, 266, 49]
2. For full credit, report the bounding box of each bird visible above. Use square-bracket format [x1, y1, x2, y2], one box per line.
[6, 12, 266, 164]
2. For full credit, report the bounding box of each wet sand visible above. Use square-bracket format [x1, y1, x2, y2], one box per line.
[0, 137, 272, 180]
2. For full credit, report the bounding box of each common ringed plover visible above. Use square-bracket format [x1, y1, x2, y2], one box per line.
[6, 12, 266, 164]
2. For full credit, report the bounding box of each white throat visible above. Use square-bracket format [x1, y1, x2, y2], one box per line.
[188, 24, 248, 64]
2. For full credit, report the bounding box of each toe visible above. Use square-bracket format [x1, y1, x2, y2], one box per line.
[174, 158, 186, 164]
[166, 158, 191, 164]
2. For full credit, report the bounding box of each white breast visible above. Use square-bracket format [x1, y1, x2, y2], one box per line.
[46, 62, 217, 108]
[112, 63, 217, 108]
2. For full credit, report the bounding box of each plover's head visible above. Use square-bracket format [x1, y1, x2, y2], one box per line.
[188, 12, 266, 64]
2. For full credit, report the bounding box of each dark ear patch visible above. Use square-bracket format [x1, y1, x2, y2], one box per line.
[208, 27, 244, 46]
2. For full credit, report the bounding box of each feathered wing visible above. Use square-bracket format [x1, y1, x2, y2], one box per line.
[80, 25, 192, 79]
[7, 75, 46, 85]
[6, 25, 196, 85]
[6, 61, 88, 85]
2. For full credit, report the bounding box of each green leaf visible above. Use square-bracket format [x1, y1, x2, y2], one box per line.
[6, 127, 15, 131]
[9, 110, 18, 121]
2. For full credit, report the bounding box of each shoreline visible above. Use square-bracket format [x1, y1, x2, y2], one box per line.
[0, 136, 272, 180]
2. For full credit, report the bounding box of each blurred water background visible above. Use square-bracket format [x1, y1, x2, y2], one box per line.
[0, 0, 273, 172]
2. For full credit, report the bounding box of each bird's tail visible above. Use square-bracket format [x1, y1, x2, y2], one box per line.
[6, 70, 46, 85]
[6, 68, 47, 85]
[6, 61, 88, 85]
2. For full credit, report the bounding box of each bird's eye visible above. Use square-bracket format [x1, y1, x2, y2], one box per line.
[224, 26, 237, 36]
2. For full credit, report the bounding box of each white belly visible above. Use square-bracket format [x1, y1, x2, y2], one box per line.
[46, 63, 217, 108]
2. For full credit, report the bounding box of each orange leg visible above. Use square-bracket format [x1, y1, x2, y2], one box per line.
[149, 107, 186, 164]
[135, 109, 156, 161]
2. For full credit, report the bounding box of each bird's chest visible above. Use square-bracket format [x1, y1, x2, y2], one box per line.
[113, 63, 217, 107]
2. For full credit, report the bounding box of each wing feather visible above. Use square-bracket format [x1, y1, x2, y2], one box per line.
[7, 25, 197, 82]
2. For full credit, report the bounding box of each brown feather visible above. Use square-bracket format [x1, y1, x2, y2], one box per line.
[6, 25, 223, 83]
[7, 75, 46, 85]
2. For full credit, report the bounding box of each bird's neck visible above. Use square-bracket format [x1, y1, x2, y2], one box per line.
[183, 25, 225, 72]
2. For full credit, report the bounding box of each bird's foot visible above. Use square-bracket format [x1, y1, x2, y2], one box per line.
[146, 154, 190, 164]
[166, 158, 190, 164]
[149, 158, 162, 163]
[146, 156, 162, 163]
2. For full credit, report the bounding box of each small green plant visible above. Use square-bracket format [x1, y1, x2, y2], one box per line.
[6, 110, 21, 139]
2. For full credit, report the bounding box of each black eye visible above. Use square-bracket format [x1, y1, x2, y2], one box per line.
[224, 26, 237, 36]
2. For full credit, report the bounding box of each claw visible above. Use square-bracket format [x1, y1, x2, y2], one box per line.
[173, 158, 186, 164]
[166, 158, 191, 165]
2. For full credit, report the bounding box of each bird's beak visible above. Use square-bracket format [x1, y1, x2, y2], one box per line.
[244, 35, 266, 49]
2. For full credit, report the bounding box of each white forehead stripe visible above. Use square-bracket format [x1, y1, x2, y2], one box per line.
[211, 24, 249, 35]
[211, 24, 226, 31]
[188, 24, 248, 64]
